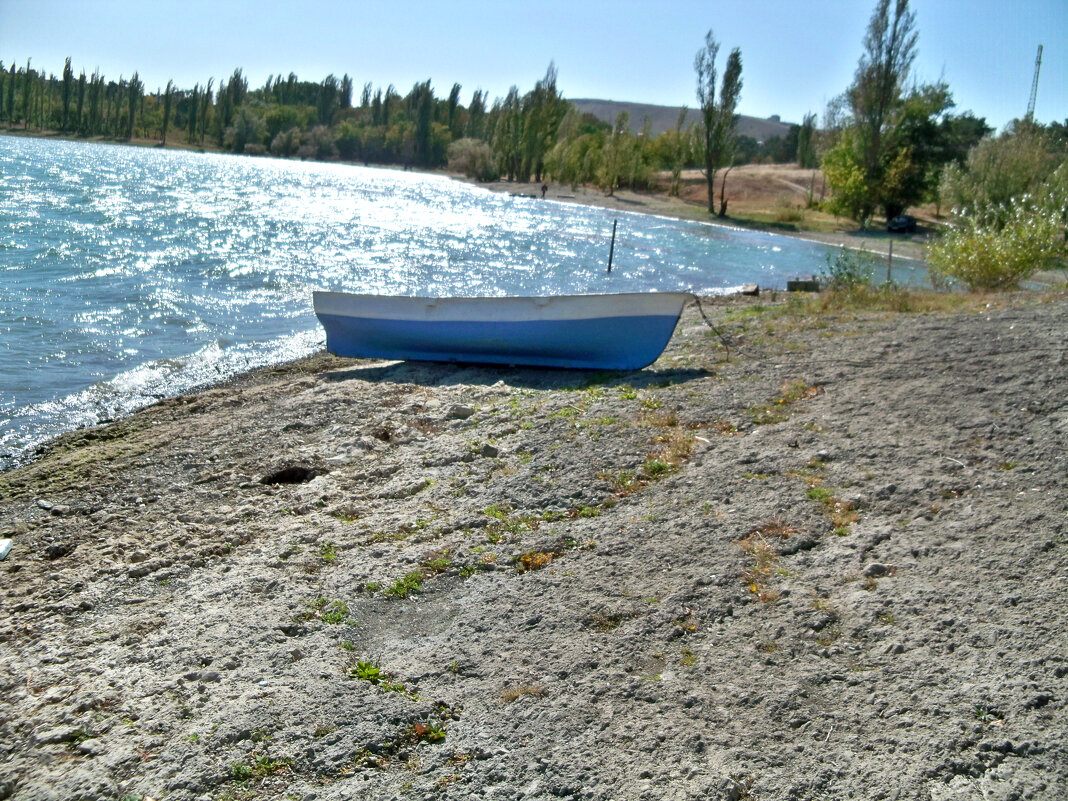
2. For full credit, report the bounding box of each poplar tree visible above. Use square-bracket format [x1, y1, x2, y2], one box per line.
[694, 30, 743, 214]
[466, 89, 487, 140]
[75, 71, 86, 133]
[5, 63, 14, 123]
[61, 57, 73, 130]
[852, 0, 917, 194]
[446, 83, 462, 137]
[797, 112, 818, 168]
[199, 78, 214, 143]
[126, 72, 142, 139]
[187, 84, 199, 142]
[340, 74, 353, 109]
[22, 59, 32, 128]
[161, 80, 174, 145]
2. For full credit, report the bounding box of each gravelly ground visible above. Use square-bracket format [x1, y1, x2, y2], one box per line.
[1, 292, 1065, 801]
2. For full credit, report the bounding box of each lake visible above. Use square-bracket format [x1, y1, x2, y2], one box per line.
[0, 135, 925, 469]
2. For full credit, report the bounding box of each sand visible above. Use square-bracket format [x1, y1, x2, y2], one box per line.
[1, 289, 1066, 801]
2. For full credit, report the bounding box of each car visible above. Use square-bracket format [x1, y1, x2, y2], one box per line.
[887, 214, 917, 233]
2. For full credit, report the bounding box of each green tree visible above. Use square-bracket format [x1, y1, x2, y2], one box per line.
[826, 0, 918, 223]
[797, 112, 818, 168]
[694, 30, 743, 214]
[60, 57, 74, 130]
[940, 122, 1064, 216]
[223, 106, 263, 153]
[21, 59, 32, 128]
[407, 80, 435, 166]
[75, 70, 86, 133]
[822, 130, 872, 220]
[87, 70, 101, 135]
[186, 84, 199, 142]
[198, 78, 214, 144]
[125, 72, 142, 139]
[6, 63, 14, 123]
[340, 74, 353, 109]
[317, 74, 339, 125]
[545, 108, 606, 189]
[659, 107, 693, 197]
[493, 86, 523, 180]
[520, 63, 567, 182]
[446, 83, 462, 137]
[466, 89, 487, 140]
[160, 80, 174, 145]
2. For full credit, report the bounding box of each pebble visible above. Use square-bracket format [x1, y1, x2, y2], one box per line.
[76, 739, 108, 756]
[447, 404, 475, 419]
[34, 725, 82, 744]
[864, 563, 891, 577]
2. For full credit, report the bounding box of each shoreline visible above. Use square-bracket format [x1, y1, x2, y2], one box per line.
[9, 127, 1064, 286]
[468, 176, 936, 261]
[2, 292, 1065, 799]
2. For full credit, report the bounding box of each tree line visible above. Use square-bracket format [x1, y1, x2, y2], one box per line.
[0, 54, 806, 193]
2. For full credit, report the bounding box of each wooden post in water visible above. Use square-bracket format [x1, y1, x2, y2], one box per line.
[887, 240, 893, 285]
[607, 219, 617, 274]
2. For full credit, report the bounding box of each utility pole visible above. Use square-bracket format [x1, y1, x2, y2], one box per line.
[1027, 44, 1043, 121]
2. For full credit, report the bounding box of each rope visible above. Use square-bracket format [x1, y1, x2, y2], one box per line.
[691, 295, 740, 359]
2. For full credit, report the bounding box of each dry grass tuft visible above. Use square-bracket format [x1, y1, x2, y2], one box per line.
[737, 519, 798, 603]
[500, 684, 547, 703]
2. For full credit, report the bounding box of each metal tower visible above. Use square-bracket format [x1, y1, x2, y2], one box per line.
[1027, 44, 1043, 121]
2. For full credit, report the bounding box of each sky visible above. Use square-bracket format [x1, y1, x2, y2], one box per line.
[0, 0, 1064, 131]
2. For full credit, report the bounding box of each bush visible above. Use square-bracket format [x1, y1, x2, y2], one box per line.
[270, 127, 301, 157]
[927, 200, 1066, 290]
[821, 247, 878, 289]
[297, 125, 338, 161]
[447, 138, 499, 182]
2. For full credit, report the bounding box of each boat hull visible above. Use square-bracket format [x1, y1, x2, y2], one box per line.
[313, 291, 690, 370]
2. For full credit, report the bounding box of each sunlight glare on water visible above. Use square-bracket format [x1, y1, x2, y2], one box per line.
[0, 135, 926, 468]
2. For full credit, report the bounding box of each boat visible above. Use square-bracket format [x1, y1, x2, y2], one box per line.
[312, 291, 691, 370]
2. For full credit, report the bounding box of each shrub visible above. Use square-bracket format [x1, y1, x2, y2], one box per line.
[270, 127, 301, 157]
[298, 125, 338, 161]
[774, 193, 804, 223]
[927, 199, 1066, 290]
[821, 247, 878, 289]
[447, 138, 499, 182]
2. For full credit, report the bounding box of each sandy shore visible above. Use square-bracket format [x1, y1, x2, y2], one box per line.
[1, 291, 1066, 800]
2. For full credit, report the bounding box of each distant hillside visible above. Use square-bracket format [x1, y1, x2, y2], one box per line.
[569, 99, 795, 142]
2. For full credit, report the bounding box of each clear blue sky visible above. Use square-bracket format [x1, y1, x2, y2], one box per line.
[0, 0, 1064, 130]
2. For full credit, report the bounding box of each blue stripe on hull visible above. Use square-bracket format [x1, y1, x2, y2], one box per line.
[317, 313, 681, 370]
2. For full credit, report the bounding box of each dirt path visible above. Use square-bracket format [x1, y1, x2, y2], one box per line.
[1, 293, 1066, 801]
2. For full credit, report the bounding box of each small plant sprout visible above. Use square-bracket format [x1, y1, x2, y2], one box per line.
[384, 571, 424, 598]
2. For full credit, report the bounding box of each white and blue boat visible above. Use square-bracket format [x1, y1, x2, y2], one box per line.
[312, 291, 691, 370]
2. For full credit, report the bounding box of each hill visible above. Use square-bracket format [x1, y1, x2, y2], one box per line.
[570, 98, 795, 141]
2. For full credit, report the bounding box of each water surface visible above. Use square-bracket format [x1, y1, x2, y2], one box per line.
[0, 136, 925, 468]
